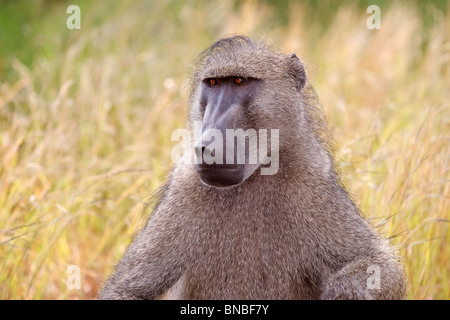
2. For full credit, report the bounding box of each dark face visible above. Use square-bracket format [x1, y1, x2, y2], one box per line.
[194, 76, 262, 188]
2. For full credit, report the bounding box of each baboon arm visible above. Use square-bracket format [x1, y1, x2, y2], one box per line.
[99, 211, 188, 300]
[320, 247, 406, 300]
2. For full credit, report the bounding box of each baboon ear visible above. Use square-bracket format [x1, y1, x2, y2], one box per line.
[288, 53, 306, 91]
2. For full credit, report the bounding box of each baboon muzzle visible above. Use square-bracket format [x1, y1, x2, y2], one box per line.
[194, 83, 252, 188]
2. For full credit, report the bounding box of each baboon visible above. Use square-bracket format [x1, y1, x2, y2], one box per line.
[99, 36, 406, 300]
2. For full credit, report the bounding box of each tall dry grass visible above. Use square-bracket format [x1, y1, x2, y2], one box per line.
[0, 1, 448, 299]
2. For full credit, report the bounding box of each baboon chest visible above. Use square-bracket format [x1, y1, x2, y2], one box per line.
[178, 210, 318, 299]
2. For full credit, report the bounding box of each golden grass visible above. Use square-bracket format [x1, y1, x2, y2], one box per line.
[0, 1, 448, 299]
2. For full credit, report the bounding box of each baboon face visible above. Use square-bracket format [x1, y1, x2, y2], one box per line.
[191, 37, 306, 188]
[194, 76, 263, 188]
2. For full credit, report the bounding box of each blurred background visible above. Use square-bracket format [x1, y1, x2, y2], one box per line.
[0, 0, 448, 299]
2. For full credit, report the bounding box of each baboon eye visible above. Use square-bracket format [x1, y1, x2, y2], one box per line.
[234, 77, 245, 85]
[209, 79, 217, 86]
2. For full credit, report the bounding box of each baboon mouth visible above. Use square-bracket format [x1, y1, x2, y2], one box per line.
[195, 164, 246, 188]
[196, 164, 240, 170]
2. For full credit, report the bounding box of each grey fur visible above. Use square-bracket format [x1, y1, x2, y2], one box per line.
[99, 36, 406, 300]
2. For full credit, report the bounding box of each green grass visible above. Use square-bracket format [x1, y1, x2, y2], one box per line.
[0, 0, 448, 299]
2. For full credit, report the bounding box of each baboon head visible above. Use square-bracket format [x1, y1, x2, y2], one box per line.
[189, 36, 307, 188]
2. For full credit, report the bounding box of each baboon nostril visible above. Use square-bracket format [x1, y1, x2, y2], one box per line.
[202, 146, 214, 158]
[196, 146, 207, 156]
[194, 145, 204, 160]
[195, 145, 215, 162]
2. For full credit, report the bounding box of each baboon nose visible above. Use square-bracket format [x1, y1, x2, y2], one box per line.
[194, 145, 206, 158]
[200, 145, 216, 158]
